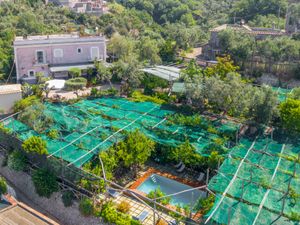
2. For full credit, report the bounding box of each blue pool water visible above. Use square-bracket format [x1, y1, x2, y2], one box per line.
[137, 174, 205, 208]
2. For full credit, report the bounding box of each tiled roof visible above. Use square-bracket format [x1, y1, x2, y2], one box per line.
[14, 33, 105, 46]
[0, 195, 59, 225]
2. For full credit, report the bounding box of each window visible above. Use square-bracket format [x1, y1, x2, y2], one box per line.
[36, 50, 45, 64]
[53, 49, 63, 58]
[77, 48, 82, 54]
[90, 47, 99, 60]
[28, 70, 35, 77]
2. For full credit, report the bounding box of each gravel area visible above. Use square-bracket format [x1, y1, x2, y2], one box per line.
[47, 84, 121, 100]
[0, 155, 105, 225]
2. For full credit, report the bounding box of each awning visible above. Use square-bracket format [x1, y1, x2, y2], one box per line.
[141, 65, 181, 81]
[49, 63, 95, 73]
[172, 82, 186, 93]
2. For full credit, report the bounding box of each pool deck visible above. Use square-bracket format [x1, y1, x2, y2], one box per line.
[130, 168, 204, 189]
[112, 194, 176, 225]
[129, 168, 205, 221]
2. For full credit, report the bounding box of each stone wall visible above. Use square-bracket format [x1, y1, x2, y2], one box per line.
[0, 155, 105, 225]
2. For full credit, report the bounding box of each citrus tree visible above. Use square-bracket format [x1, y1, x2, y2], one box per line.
[22, 136, 48, 155]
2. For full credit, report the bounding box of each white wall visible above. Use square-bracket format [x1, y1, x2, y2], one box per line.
[0, 92, 22, 114]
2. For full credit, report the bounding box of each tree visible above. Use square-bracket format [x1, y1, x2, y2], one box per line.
[18, 102, 53, 133]
[138, 37, 162, 65]
[280, 98, 300, 133]
[247, 85, 278, 124]
[108, 33, 136, 62]
[32, 168, 59, 198]
[147, 188, 171, 205]
[17, 12, 43, 34]
[232, 0, 287, 22]
[22, 136, 48, 155]
[79, 197, 94, 216]
[169, 140, 203, 168]
[164, 23, 201, 50]
[7, 150, 27, 171]
[13, 95, 40, 112]
[95, 61, 113, 88]
[116, 130, 155, 175]
[248, 14, 285, 29]
[218, 29, 255, 68]
[204, 55, 239, 79]
[61, 190, 75, 207]
[159, 40, 177, 62]
[112, 58, 143, 95]
[98, 149, 118, 180]
[0, 177, 7, 195]
[69, 68, 82, 78]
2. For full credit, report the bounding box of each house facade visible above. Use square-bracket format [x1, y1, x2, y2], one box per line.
[14, 33, 106, 82]
[47, 0, 108, 15]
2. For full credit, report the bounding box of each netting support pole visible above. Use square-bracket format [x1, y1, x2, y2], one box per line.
[206, 168, 209, 185]
[206, 168, 209, 197]
[60, 139, 64, 187]
[227, 206, 232, 225]
[153, 190, 156, 225]
[241, 180, 245, 201]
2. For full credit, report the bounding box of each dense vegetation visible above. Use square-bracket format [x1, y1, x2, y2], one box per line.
[1, 0, 299, 82]
[0, 0, 300, 223]
[32, 168, 59, 198]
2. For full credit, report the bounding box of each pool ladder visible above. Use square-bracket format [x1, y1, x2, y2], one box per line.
[151, 175, 157, 183]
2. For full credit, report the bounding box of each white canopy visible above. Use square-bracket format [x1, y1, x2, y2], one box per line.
[46, 79, 66, 90]
[141, 66, 181, 81]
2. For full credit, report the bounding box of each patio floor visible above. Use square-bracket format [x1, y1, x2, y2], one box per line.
[112, 194, 176, 225]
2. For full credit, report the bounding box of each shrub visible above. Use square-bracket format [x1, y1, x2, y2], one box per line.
[79, 197, 94, 216]
[69, 68, 82, 78]
[32, 168, 59, 198]
[22, 136, 48, 155]
[207, 126, 219, 134]
[117, 200, 130, 213]
[7, 151, 27, 171]
[13, 95, 40, 112]
[62, 190, 75, 207]
[65, 77, 87, 91]
[17, 102, 53, 133]
[193, 195, 215, 213]
[101, 201, 140, 225]
[0, 123, 11, 135]
[130, 91, 165, 104]
[147, 188, 171, 205]
[0, 177, 7, 195]
[47, 129, 59, 139]
[91, 87, 98, 96]
[168, 114, 202, 127]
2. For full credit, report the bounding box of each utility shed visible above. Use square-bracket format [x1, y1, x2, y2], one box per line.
[0, 84, 22, 114]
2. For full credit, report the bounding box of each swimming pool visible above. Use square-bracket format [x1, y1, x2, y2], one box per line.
[137, 174, 205, 208]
